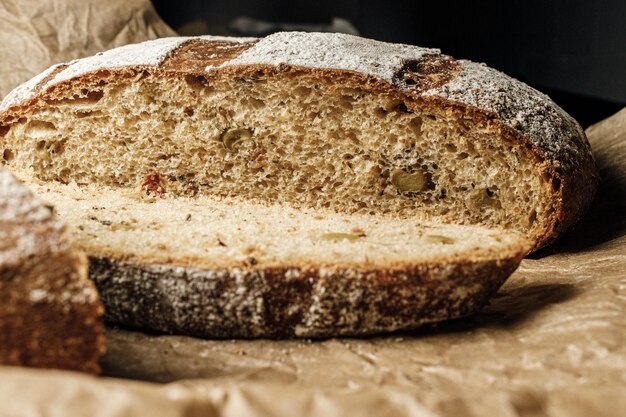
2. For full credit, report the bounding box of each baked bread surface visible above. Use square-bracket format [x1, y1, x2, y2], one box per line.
[0, 168, 104, 372]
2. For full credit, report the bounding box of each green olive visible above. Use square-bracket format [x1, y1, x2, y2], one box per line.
[320, 232, 363, 242]
[221, 128, 253, 151]
[426, 235, 455, 244]
[390, 168, 427, 192]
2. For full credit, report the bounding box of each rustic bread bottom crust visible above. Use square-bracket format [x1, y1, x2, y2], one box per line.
[91, 255, 522, 338]
[0, 251, 104, 373]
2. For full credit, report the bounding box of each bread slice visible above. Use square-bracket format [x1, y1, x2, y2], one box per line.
[0, 168, 104, 373]
[24, 179, 528, 337]
[0, 33, 597, 250]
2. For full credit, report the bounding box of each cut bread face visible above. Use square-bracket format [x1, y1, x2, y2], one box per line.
[27, 180, 528, 337]
[0, 168, 104, 373]
[31, 182, 527, 270]
[0, 70, 550, 249]
[0, 34, 598, 251]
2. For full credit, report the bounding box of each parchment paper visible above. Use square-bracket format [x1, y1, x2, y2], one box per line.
[0, 2, 625, 415]
[0, 0, 175, 99]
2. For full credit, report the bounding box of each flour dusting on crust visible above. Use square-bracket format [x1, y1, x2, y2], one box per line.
[0, 168, 67, 267]
[0, 35, 256, 112]
[0, 65, 64, 113]
[220, 31, 437, 84]
[91, 257, 519, 338]
[425, 61, 591, 170]
[50, 35, 257, 89]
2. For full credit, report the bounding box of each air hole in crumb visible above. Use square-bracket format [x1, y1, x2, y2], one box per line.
[75, 110, 103, 118]
[0, 125, 10, 137]
[184, 75, 208, 91]
[552, 176, 561, 191]
[45, 90, 103, 105]
[50, 139, 67, 155]
[374, 107, 388, 118]
[136, 70, 150, 81]
[58, 168, 71, 182]
[83, 90, 104, 102]
[294, 86, 311, 97]
[384, 99, 410, 113]
[408, 117, 422, 135]
[340, 94, 356, 103]
[184, 108, 194, 117]
[26, 120, 56, 138]
[250, 97, 266, 109]
[393, 101, 410, 113]
[3, 149, 14, 161]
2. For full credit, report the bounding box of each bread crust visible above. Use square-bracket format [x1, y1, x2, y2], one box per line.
[90, 252, 524, 338]
[0, 168, 104, 373]
[0, 33, 598, 250]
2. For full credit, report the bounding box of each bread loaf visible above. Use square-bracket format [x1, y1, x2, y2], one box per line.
[0, 32, 596, 337]
[0, 168, 104, 372]
[0, 32, 597, 250]
[29, 181, 527, 337]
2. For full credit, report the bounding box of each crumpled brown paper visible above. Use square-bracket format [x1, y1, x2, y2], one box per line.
[1, 111, 624, 417]
[1, 2, 625, 414]
[0, 0, 175, 99]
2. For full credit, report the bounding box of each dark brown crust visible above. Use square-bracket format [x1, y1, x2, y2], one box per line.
[0, 251, 104, 373]
[35, 64, 69, 95]
[0, 167, 104, 373]
[393, 54, 461, 91]
[546, 145, 599, 247]
[162, 39, 258, 71]
[90, 252, 524, 338]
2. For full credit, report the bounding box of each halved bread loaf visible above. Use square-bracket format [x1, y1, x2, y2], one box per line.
[0, 168, 104, 372]
[0, 32, 597, 250]
[28, 180, 527, 337]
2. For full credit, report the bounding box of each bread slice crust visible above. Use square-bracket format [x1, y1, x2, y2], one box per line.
[91, 255, 523, 338]
[0, 168, 104, 373]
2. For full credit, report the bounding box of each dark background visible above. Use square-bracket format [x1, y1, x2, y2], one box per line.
[153, 0, 626, 128]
